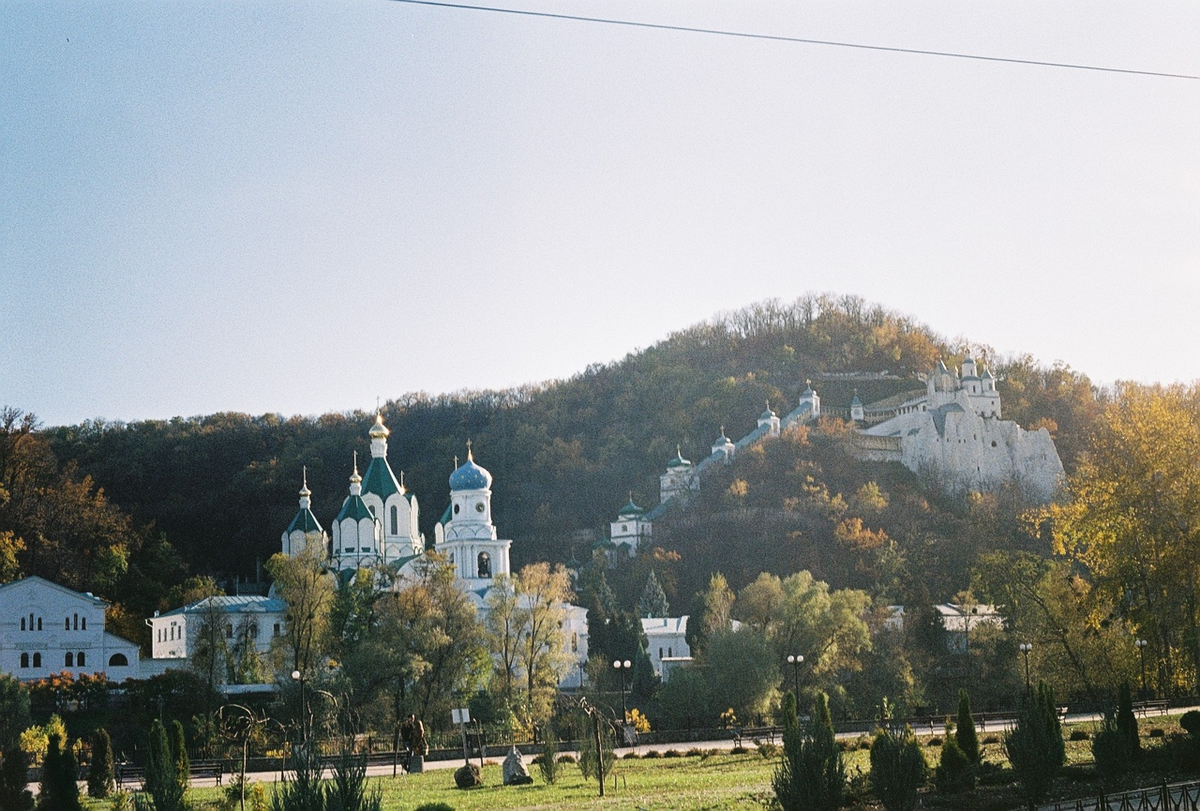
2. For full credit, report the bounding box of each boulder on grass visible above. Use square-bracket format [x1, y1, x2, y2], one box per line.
[502, 747, 533, 786]
[454, 763, 482, 789]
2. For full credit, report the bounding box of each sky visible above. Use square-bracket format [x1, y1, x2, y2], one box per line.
[2, 1, 1198, 428]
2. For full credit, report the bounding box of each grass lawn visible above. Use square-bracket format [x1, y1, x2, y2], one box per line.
[77, 714, 1188, 811]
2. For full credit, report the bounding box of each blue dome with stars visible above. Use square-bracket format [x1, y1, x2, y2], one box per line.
[449, 453, 492, 491]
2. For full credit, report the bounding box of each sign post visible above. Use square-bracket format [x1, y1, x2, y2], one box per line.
[452, 708, 472, 765]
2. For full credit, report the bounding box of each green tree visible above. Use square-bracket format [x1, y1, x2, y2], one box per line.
[1116, 680, 1139, 756]
[955, 688, 979, 764]
[869, 726, 927, 811]
[145, 719, 185, 811]
[935, 735, 975, 794]
[267, 546, 335, 679]
[0, 746, 34, 811]
[774, 691, 844, 811]
[171, 720, 190, 796]
[0, 674, 31, 752]
[1004, 682, 1065, 803]
[38, 733, 83, 811]
[86, 728, 115, 799]
[514, 563, 575, 722]
[637, 570, 670, 618]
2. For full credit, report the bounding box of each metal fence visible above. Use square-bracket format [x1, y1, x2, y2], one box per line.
[1039, 781, 1200, 811]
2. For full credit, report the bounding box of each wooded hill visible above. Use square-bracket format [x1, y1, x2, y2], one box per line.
[7, 294, 1100, 629]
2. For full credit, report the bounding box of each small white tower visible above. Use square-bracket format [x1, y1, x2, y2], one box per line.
[609, 495, 652, 556]
[282, 468, 329, 559]
[331, 453, 382, 571]
[757, 402, 781, 437]
[710, 427, 736, 463]
[659, 446, 699, 504]
[799, 382, 821, 419]
[439, 444, 511, 595]
[850, 391, 865, 422]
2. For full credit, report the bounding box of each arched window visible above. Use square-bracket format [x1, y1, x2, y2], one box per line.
[77, 651, 85, 667]
[225, 624, 234, 639]
[273, 623, 281, 637]
[28, 613, 33, 630]
[20, 618, 25, 631]
[32, 653, 41, 668]
[108, 653, 128, 667]
[20, 653, 29, 668]
[81, 617, 86, 631]
[477, 552, 492, 579]
[73, 613, 79, 630]
[37, 618, 42, 631]
[65, 617, 71, 630]
[390, 505, 398, 535]
[249, 624, 259, 639]
[65, 652, 74, 667]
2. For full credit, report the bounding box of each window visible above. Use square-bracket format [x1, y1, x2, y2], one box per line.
[28, 613, 33, 630]
[225, 624, 234, 639]
[20, 653, 29, 668]
[390, 505, 398, 535]
[572, 633, 578, 652]
[477, 552, 492, 579]
[33, 653, 41, 668]
[453, 503, 460, 515]
[249, 624, 259, 638]
[65, 652, 74, 667]
[659, 647, 663, 659]
[273, 623, 281, 637]
[77, 651, 85, 667]
[65, 618, 71, 631]
[81, 617, 86, 631]
[74, 613, 79, 630]
[20, 618, 25, 631]
[37, 618, 41, 631]
[108, 653, 128, 667]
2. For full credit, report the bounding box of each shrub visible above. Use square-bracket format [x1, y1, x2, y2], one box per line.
[87, 728, 115, 799]
[859, 738, 873, 750]
[982, 735, 1000, 745]
[1069, 729, 1090, 741]
[730, 746, 749, 755]
[1005, 682, 1065, 804]
[663, 749, 682, 758]
[415, 804, 456, 811]
[146, 720, 185, 811]
[956, 689, 980, 765]
[622, 751, 640, 759]
[1093, 714, 1134, 777]
[642, 750, 661, 759]
[39, 733, 83, 811]
[758, 743, 781, 758]
[926, 737, 942, 747]
[1151, 728, 1166, 738]
[1182, 711, 1200, 738]
[685, 748, 704, 757]
[556, 753, 576, 764]
[537, 736, 560, 785]
[0, 746, 34, 811]
[935, 736, 976, 794]
[869, 726, 927, 811]
[1116, 681, 1140, 756]
[773, 692, 845, 811]
[326, 746, 382, 811]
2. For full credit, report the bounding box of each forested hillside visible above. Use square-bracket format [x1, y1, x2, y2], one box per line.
[5, 294, 1099, 626]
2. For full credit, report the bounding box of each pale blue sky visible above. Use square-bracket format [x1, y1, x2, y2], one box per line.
[3, 1, 1198, 427]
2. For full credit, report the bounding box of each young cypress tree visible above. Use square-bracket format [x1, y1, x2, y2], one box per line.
[773, 692, 845, 811]
[869, 725, 927, 811]
[1116, 681, 1140, 756]
[955, 688, 980, 764]
[38, 733, 83, 811]
[1, 747, 35, 811]
[171, 720, 191, 795]
[87, 728, 115, 798]
[1004, 681, 1065, 803]
[145, 720, 185, 811]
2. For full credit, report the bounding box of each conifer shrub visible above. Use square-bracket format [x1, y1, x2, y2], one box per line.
[926, 737, 942, 747]
[39, 733, 84, 811]
[935, 736, 976, 794]
[1004, 682, 1065, 803]
[773, 692, 845, 811]
[0, 746, 35, 811]
[1116, 681, 1140, 756]
[955, 688, 980, 764]
[869, 726, 927, 811]
[87, 728, 115, 798]
[538, 736, 561, 784]
[1069, 729, 1090, 741]
[1093, 714, 1133, 777]
[170, 720, 190, 794]
[1182, 710, 1200, 739]
[146, 720, 186, 811]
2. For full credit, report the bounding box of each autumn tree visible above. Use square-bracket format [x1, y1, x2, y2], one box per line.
[266, 546, 334, 678]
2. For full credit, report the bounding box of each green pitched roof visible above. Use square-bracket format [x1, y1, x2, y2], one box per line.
[335, 495, 374, 523]
[287, 508, 323, 534]
[361, 456, 402, 499]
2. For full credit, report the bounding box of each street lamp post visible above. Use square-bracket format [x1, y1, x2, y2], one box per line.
[290, 669, 309, 754]
[786, 654, 804, 697]
[613, 659, 632, 721]
[1018, 643, 1033, 692]
[1136, 639, 1149, 698]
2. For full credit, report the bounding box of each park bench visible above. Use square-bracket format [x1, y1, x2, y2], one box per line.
[116, 761, 223, 788]
[1133, 699, 1170, 717]
[733, 726, 782, 748]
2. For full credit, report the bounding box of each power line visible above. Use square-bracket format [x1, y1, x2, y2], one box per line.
[390, 0, 1200, 81]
